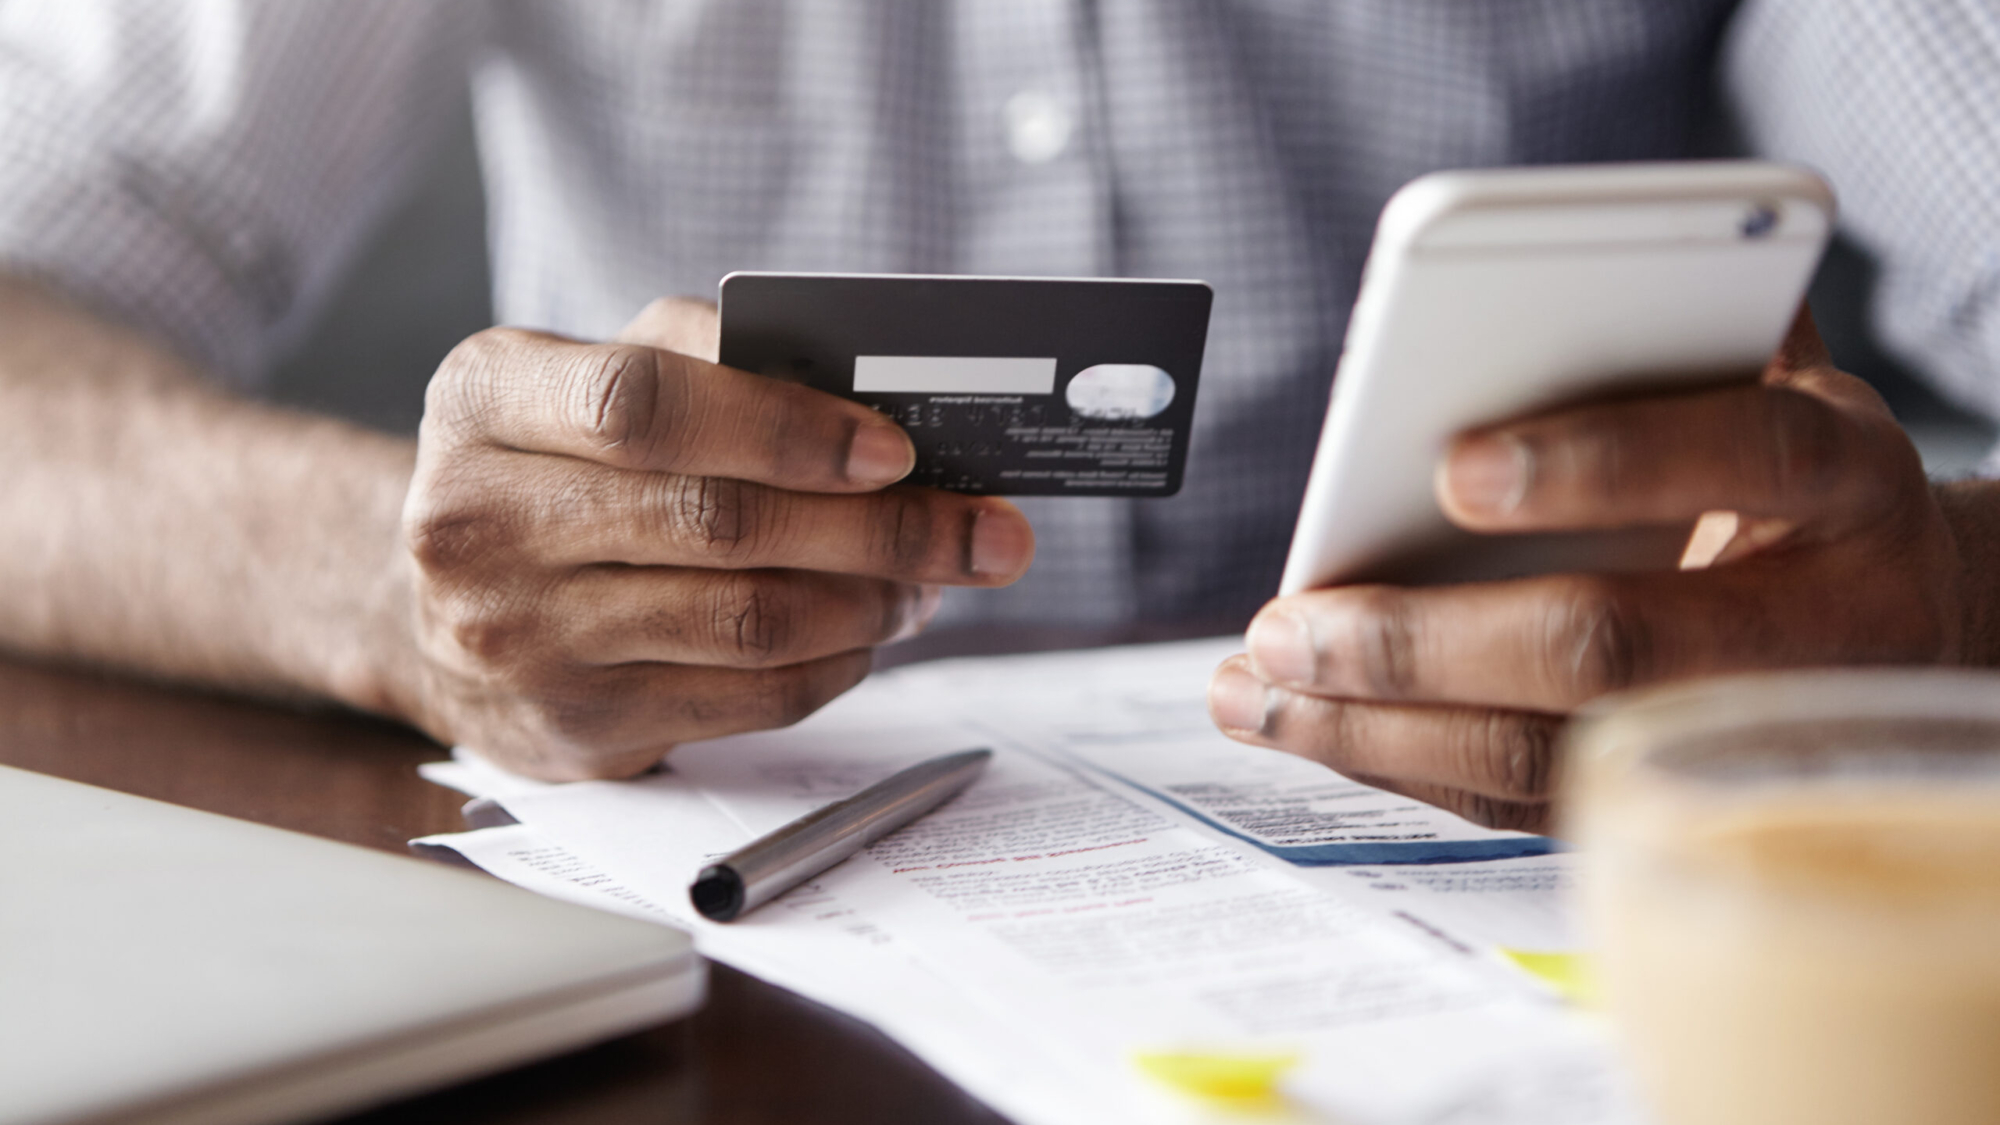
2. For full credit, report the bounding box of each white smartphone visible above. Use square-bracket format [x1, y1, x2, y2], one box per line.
[1278, 161, 1835, 595]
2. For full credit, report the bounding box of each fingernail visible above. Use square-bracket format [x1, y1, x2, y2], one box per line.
[1247, 610, 1317, 687]
[847, 423, 914, 486]
[1444, 433, 1531, 516]
[968, 509, 1032, 577]
[1209, 664, 1275, 735]
[887, 585, 943, 644]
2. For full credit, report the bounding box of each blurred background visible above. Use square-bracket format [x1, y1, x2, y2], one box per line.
[265, 103, 1998, 476]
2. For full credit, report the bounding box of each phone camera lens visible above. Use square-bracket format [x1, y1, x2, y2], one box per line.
[1739, 203, 1780, 239]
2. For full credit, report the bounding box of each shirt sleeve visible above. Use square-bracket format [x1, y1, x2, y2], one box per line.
[1724, 0, 2000, 421]
[0, 1, 484, 387]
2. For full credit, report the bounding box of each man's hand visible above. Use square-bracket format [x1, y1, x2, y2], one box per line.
[1208, 310, 1977, 832]
[395, 298, 1034, 780]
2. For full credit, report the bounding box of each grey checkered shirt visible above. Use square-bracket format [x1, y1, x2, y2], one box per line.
[1, 0, 1996, 630]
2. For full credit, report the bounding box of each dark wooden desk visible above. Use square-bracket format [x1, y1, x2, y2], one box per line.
[0, 656, 1015, 1124]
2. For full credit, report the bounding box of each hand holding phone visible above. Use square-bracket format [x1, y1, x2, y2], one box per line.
[1211, 162, 1972, 833]
[1280, 161, 1834, 592]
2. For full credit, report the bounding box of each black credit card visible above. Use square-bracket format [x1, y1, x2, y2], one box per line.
[717, 273, 1213, 497]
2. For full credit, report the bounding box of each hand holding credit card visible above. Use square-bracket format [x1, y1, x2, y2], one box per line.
[392, 294, 1038, 783]
[718, 273, 1213, 497]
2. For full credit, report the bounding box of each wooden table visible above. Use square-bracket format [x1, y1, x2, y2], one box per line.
[0, 654, 1018, 1124]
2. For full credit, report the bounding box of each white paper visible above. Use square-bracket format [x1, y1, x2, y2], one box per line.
[415, 795, 1141, 1125]
[418, 637, 1627, 1123]
[882, 638, 1578, 952]
[890, 639, 1558, 858]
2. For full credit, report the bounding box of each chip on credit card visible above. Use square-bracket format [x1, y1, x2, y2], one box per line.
[717, 272, 1213, 497]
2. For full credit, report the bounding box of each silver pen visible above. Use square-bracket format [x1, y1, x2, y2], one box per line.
[689, 748, 992, 922]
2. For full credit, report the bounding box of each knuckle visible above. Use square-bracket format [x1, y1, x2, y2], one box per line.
[1461, 711, 1558, 802]
[666, 475, 764, 557]
[539, 690, 626, 750]
[533, 664, 658, 751]
[404, 491, 510, 575]
[404, 501, 475, 574]
[709, 573, 797, 664]
[402, 455, 530, 575]
[1345, 589, 1422, 699]
[1545, 578, 1649, 700]
[570, 344, 669, 462]
[872, 490, 939, 576]
[437, 594, 538, 670]
[425, 328, 523, 425]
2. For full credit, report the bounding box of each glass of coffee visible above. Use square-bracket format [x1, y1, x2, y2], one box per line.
[1566, 668, 2000, 1125]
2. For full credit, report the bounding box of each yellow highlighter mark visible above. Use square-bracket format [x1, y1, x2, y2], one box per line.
[1499, 948, 1598, 1006]
[1134, 1050, 1301, 1113]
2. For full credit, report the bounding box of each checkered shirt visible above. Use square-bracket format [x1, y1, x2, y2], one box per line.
[0, 0, 1995, 629]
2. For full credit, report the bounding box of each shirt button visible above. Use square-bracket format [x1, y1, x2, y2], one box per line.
[1004, 88, 1073, 165]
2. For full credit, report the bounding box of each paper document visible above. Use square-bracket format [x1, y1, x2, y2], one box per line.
[887, 639, 1561, 863]
[416, 637, 1631, 1124]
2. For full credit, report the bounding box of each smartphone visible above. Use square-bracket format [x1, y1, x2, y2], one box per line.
[1278, 161, 1835, 595]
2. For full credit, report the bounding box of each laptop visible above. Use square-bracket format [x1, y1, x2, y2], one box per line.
[0, 765, 704, 1125]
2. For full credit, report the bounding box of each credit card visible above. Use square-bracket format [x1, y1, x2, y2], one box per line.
[717, 272, 1213, 497]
